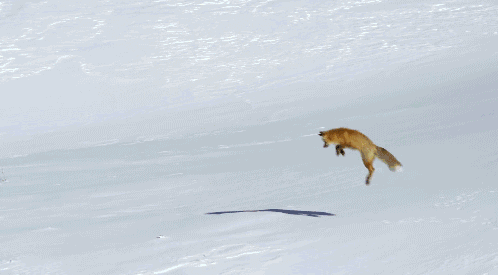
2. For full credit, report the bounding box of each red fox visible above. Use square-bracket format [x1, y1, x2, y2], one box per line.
[319, 128, 402, 185]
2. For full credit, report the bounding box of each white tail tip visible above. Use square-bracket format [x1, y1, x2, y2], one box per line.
[390, 165, 403, 172]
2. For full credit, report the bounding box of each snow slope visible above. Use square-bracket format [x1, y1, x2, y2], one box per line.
[0, 0, 497, 274]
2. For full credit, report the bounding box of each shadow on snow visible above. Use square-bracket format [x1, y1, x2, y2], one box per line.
[206, 209, 335, 217]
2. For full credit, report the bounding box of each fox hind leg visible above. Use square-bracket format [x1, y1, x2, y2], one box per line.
[361, 151, 375, 185]
[335, 145, 345, 156]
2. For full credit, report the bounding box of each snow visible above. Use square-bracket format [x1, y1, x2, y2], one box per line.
[0, 0, 497, 274]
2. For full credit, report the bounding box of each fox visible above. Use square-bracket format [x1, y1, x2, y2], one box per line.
[319, 127, 402, 185]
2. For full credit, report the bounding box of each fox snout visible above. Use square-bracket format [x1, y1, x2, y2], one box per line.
[319, 132, 328, 147]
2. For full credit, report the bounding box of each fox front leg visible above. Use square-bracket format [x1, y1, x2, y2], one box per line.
[335, 145, 345, 156]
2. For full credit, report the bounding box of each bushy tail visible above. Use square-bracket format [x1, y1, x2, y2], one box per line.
[375, 146, 403, 172]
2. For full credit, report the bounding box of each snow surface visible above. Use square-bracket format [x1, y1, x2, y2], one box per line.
[0, 0, 497, 274]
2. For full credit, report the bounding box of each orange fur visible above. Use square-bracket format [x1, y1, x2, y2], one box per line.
[319, 128, 402, 185]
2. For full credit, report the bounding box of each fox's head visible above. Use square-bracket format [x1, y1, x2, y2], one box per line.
[319, 131, 329, 148]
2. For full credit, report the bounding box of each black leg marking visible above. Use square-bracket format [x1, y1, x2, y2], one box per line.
[336, 145, 345, 156]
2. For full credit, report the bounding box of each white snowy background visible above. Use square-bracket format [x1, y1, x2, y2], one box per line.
[0, 0, 497, 274]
